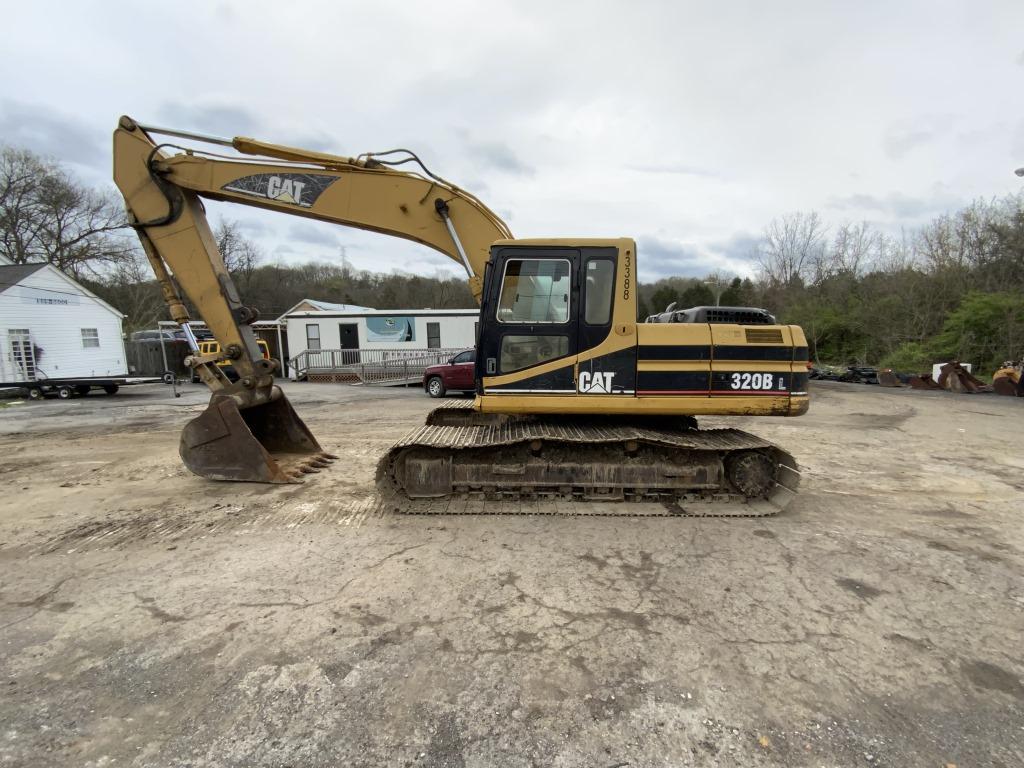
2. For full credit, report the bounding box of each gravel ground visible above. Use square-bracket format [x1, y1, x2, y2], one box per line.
[0, 380, 1022, 767]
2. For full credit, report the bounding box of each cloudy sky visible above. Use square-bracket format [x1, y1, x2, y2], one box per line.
[2, 0, 1023, 282]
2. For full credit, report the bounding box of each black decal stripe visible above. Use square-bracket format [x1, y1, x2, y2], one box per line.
[639, 344, 803, 361]
[487, 365, 575, 391]
[638, 372, 710, 392]
[638, 345, 711, 361]
[713, 345, 796, 361]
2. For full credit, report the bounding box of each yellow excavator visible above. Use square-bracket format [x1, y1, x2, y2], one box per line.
[113, 116, 808, 514]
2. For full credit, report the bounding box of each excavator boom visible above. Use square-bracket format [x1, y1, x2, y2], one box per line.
[113, 116, 509, 483]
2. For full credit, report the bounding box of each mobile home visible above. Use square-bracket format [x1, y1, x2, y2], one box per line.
[0, 259, 128, 388]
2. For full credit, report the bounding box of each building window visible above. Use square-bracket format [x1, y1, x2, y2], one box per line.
[306, 324, 321, 351]
[497, 259, 571, 323]
[427, 322, 441, 349]
[81, 328, 100, 348]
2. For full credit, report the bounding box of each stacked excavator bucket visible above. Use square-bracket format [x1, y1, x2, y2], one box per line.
[992, 363, 1023, 397]
[907, 362, 991, 394]
[876, 369, 901, 387]
[937, 362, 988, 394]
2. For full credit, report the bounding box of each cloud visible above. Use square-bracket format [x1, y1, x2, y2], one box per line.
[827, 190, 963, 220]
[707, 232, 760, 263]
[154, 102, 263, 138]
[466, 139, 534, 175]
[2, 2, 1020, 287]
[628, 162, 719, 178]
[452, 127, 534, 176]
[636, 236, 707, 278]
[1013, 120, 1024, 158]
[634, 234, 761, 281]
[0, 100, 105, 169]
[288, 222, 338, 247]
[882, 114, 958, 159]
[234, 217, 271, 236]
[883, 128, 934, 159]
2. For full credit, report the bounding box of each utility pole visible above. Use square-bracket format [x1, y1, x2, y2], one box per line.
[704, 278, 725, 306]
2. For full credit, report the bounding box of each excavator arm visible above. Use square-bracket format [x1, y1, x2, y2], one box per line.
[113, 115, 511, 482]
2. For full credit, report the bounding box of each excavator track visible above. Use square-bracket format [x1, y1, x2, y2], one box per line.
[377, 402, 800, 517]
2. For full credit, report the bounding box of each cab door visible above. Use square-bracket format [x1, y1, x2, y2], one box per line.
[476, 248, 579, 393]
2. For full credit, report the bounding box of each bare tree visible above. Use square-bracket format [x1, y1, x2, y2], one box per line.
[85, 252, 165, 333]
[825, 221, 878, 280]
[756, 212, 827, 288]
[214, 219, 262, 292]
[0, 145, 132, 277]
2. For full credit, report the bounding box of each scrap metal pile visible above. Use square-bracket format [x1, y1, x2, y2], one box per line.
[811, 360, 1023, 397]
[902, 362, 989, 394]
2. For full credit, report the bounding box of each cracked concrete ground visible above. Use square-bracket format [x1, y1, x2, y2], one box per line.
[0, 380, 1022, 767]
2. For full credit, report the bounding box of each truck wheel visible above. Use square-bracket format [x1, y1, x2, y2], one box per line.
[75, 385, 91, 396]
[57, 385, 74, 400]
[27, 386, 44, 401]
[103, 385, 119, 395]
[426, 377, 446, 398]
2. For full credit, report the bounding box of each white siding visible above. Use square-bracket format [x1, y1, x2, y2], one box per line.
[284, 311, 479, 378]
[0, 266, 127, 383]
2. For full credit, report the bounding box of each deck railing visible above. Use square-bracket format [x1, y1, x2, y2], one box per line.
[289, 348, 465, 385]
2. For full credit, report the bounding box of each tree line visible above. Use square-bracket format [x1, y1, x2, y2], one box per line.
[3, 145, 1022, 374]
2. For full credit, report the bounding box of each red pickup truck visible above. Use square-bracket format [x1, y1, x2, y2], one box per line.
[423, 349, 476, 397]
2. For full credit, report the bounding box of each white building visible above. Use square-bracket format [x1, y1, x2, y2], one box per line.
[0, 256, 127, 384]
[281, 300, 479, 379]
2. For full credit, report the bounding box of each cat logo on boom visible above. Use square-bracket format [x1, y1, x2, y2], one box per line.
[266, 176, 306, 205]
[221, 173, 339, 209]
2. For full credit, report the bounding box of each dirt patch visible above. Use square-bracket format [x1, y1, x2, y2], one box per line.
[0, 381, 1022, 767]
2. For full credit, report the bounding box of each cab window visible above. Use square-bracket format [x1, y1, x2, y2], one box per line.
[584, 259, 615, 325]
[452, 351, 474, 364]
[497, 259, 570, 323]
[500, 335, 569, 373]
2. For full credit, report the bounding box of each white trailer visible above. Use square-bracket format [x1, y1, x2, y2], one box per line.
[0, 260, 132, 399]
[281, 303, 479, 379]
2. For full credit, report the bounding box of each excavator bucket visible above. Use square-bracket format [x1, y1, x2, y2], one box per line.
[179, 392, 334, 483]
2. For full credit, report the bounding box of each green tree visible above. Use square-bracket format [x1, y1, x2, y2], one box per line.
[636, 293, 650, 321]
[719, 277, 743, 305]
[678, 283, 715, 308]
[930, 291, 1024, 372]
[649, 285, 679, 314]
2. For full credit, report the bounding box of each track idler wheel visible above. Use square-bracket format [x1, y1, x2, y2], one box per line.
[725, 451, 777, 499]
[179, 390, 335, 483]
